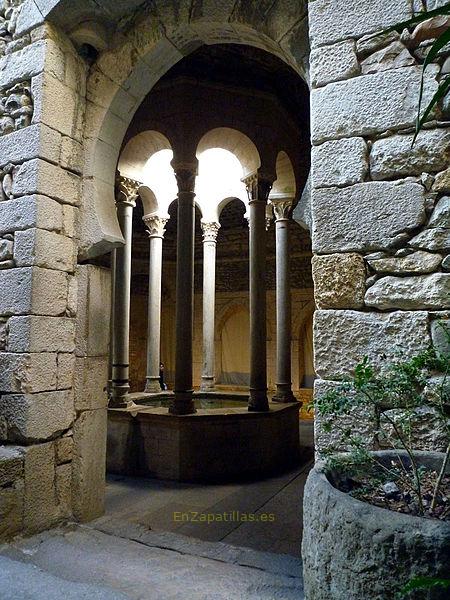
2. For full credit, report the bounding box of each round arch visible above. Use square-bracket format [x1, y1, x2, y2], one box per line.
[44, 11, 310, 257]
[196, 128, 261, 178]
[118, 131, 173, 182]
[271, 151, 297, 198]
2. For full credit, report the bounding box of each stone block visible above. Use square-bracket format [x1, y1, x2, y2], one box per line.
[312, 181, 426, 253]
[360, 41, 415, 75]
[311, 66, 438, 144]
[57, 352, 75, 389]
[428, 196, 450, 228]
[314, 380, 377, 456]
[312, 137, 368, 187]
[7, 315, 75, 353]
[15, 0, 44, 37]
[365, 273, 450, 310]
[309, 0, 411, 47]
[72, 408, 107, 521]
[0, 446, 24, 486]
[0, 39, 64, 88]
[62, 205, 77, 238]
[23, 442, 59, 533]
[14, 228, 76, 272]
[370, 130, 450, 180]
[310, 40, 359, 88]
[0, 195, 63, 235]
[32, 72, 85, 141]
[75, 265, 111, 357]
[60, 136, 83, 174]
[408, 228, 450, 251]
[74, 356, 108, 410]
[0, 267, 68, 316]
[380, 406, 449, 452]
[0, 479, 24, 540]
[55, 435, 73, 464]
[312, 253, 366, 309]
[0, 238, 13, 262]
[12, 159, 80, 206]
[314, 310, 430, 379]
[0, 391, 74, 443]
[0, 123, 60, 169]
[366, 251, 442, 274]
[432, 166, 450, 192]
[55, 462, 72, 518]
[356, 31, 400, 58]
[0, 352, 57, 393]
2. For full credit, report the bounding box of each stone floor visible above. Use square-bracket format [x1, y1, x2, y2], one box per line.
[105, 420, 314, 556]
[0, 421, 313, 600]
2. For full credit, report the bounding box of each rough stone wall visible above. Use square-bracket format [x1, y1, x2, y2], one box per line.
[310, 0, 450, 456]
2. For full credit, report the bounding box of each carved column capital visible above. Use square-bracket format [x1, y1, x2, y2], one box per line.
[242, 171, 275, 204]
[201, 221, 221, 243]
[171, 161, 198, 194]
[115, 173, 141, 206]
[143, 214, 169, 238]
[271, 197, 294, 222]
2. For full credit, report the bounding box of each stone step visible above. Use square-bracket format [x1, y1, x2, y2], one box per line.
[0, 521, 304, 600]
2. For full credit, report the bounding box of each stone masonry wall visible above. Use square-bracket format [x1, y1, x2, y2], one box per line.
[0, 1, 110, 540]
[310, 0, 450, 456]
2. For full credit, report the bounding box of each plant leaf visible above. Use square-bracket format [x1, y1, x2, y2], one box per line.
[413, 74, 450, 145]
[383, 3, 450, 35]
[400, 576, 450, 595]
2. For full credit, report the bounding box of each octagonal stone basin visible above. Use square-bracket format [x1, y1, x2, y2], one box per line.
[107, 395, 300, 482]
[302, 450, 450, 600]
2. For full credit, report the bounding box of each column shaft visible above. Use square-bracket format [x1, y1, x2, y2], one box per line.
[110, 186, 136, 408]
[143, 215, 168, 393]
[273, 202, 296, 402]
[201, 222, 220, 391]
[170, 164, 197, 415]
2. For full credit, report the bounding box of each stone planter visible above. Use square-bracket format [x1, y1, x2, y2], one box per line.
[302, 451, 450, 600]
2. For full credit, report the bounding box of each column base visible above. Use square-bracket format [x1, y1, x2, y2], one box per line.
[145, 377, 163, 393]
[109, 383, 132, 409]
[200, 377, 215, 392]
[272, 385, 297, 403]
[169, 391, 196, 415]
[248, 389, 270, 412]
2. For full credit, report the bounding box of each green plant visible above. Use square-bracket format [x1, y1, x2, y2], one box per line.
[384, 2, 450, 143]
[398, 576, 450, 599]
[313, 323, 450, 518]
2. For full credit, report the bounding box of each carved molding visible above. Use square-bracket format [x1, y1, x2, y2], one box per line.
[143, 214, 168, 238]
[272, 199, 293, 221]
[201, 221, 221, 243]
[0, 1, 23, 54]
[0, 81, 33, 136]
[115, 173, 141, 206]
[172, 162, 198, 194]
[242, 171, 275, 203]
[0, 162, 16, 201]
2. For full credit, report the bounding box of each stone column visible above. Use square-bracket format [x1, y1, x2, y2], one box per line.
[243, 172, 274, 412]
[110, 175, 139, 408]
[169, 161, 198, 415]
[143, 214, 168, 393]
[272, 198, 296, 403]
[107, 247, 117, 398]
[200, 221, 221, 392]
